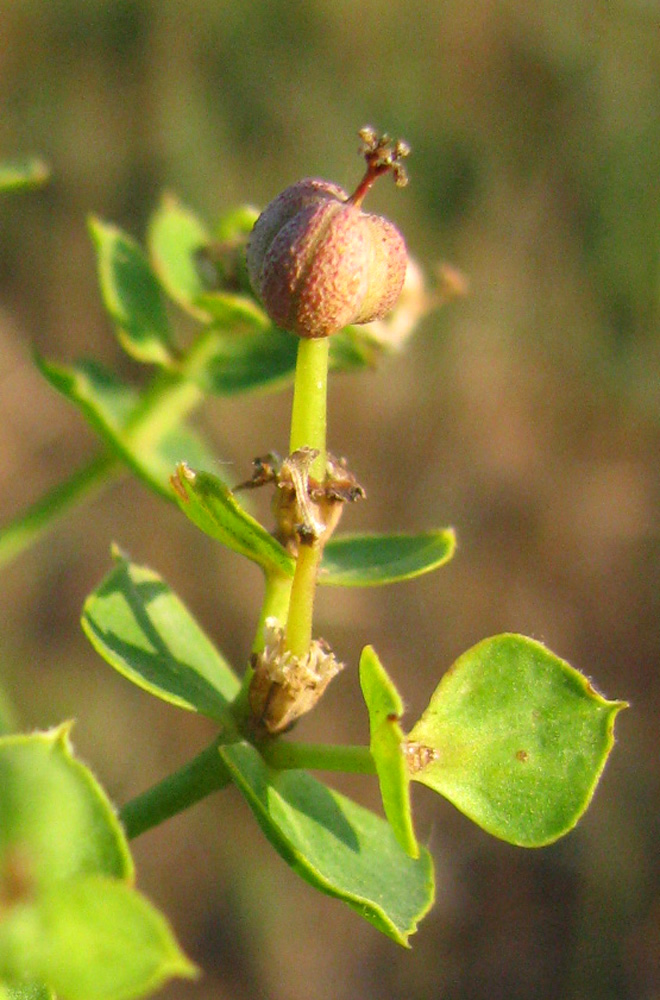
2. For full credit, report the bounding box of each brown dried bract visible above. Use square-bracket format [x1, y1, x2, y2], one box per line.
[235, 448, 365, 553]
[249, 618, 344, 735]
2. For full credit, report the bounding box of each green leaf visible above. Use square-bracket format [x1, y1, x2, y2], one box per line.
[0, 159, 49, 193]
[186, 320, 300, 396]
[203, 205, 258, 299]
[320, 529, 456, 586]
[147, 194, 210, 316]
[359, 646, 418, 858]
[81, 554, 240, 723]
[36, 357, 137, 439]
[4, 981, 53, 999]
[36, 357, 213, 498]
[185, 315, 375, 398]
[328, 328, 374, 372]
[171, 464, 295, 577]
[0, 876, 197, 1000]
[195, 292, 270, 332]
[89, 217, 174, 366]
[214, 204, 259, 243]
[219, 741, 434, 946]
[407, 634, 627, 846]
[0, 725, 133, 888]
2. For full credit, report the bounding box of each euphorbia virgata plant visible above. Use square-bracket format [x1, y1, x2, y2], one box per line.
[0, 134, 625, 1000]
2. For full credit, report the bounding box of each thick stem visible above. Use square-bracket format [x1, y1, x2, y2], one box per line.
[123, 369, 204, 452]
[251, 572, 294, 653]
[120, 740, 232, 839]
[119, 737, 375, 839]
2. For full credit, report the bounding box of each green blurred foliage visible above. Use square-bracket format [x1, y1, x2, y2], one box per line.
[0, 2, 658, 1000]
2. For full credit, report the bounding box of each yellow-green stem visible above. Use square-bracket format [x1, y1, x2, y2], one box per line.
[285, 542, 323, 657]
[283, 336, 331, 656]
[289, 337, 329, 480]
[233, 571, 294, 727]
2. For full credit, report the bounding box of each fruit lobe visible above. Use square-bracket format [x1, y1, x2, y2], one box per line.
[247, 177, 407, 339]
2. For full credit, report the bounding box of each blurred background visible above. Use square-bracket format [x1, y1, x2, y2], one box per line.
[0, 1, 658, 998]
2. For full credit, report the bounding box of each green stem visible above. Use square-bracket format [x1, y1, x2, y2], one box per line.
[123, 369, 204, 452]
[119, 738, 376, 839]
[284, 337, 331, 656]
[289, 337, 329, 480]
[233, 571, 295, 727]
[261, 741, 376, 775]
[252, 572, 295, 653]
[0, 334, 211, 571]
[0, 452, 117, 570]
[285, 543, 323, 657]
[120, 739, 232, 839]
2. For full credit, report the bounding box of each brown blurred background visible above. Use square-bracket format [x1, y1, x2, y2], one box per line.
[1, 2, 658, 998]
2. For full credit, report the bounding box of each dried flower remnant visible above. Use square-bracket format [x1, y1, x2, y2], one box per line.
[249, 618, 344, 735]
[404, 741, 438, 775]
[236, 448, 365, 554]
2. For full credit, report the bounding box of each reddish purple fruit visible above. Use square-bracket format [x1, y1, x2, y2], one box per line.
[247, 129, 410, 339]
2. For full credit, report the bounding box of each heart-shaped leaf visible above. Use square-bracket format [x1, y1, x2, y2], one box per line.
[359, 646, 418, 857]
[81, 554, 239, 724]
[407, 634, 627, 846]
[219, 740, 434, 946]
[320, 529, 455, 586]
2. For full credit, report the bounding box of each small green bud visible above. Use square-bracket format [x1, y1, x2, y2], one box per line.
[246, 130, 409, 339]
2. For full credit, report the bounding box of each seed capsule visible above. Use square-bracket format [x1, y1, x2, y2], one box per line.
[246, 131, 409, 339]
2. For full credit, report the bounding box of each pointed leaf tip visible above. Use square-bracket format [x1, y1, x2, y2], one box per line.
[408, 633, 625, 846]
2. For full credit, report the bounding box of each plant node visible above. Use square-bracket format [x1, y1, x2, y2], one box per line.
[236, 449, 365, 554]
[248, 618, 344, 735]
